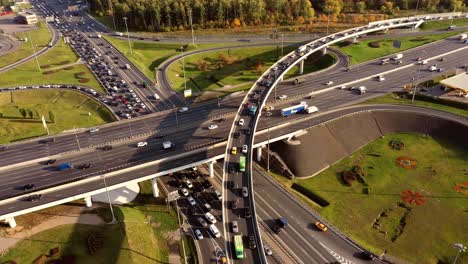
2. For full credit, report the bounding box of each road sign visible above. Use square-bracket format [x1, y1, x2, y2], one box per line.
[393, 40, 401, 48]
[184, 89, 192, 98]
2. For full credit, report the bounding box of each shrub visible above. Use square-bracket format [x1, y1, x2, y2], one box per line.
[368, 41, 381, 48]
[49, 247, 60, 258]
[87, 232, 104, 256]
[341, 170, 357, 186]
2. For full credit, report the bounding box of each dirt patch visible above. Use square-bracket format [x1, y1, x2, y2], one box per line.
[453, 182, 468, 195]
[396, 156, 417, 169]
[389, 140, 404, 150]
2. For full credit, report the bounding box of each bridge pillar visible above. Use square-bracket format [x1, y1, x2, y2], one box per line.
[151, 177, 159, 197]
[299, 60, 304, 75]
[208, 161, 214, 178]
[352, 36, 358, 43]
[6, 217, 17, 228]
[321, 47, 327, 55]
[84, 196, 93, 208]
[256, 146, 264, 162]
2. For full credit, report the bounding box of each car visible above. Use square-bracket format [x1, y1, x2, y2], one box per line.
[197, 217, 208, 227]
[244, 207, 252, 218]
[188, 196, 196, 206]
[242, 186, 248, 197]
[180, 188, 189, 196]
[22, 184, 36, 190]
[137, 141, 148, 148]
[378, 75, 385, 81]
[315, 221, 328, 231]
[242, 145, 248, 153]
[439, 57, 446, 61]
[227, 181, 235, 190]
[0, 145, 7, 151]
[179, 107, 189, 113]
[79, 163, 92, 170]
[266, 111, 272, 117]
[209, 224, 221, 238]
[231, 147, 237, 155]
[185, 180, 193, 188]
[27, 194, 44, 202]
[232, 221, 239, 233]
[228, 165, 235, 173]
[360, 251, 376, 260]
[277, 94, 287, 100]
[208, 124, 218, 130]
[102, 145, 112, 151]
[248, 234, 257, 249]
[194, 229, 203, 240]
[40, 138, 55, 144]
[243, 128, 251, 135]
[233, 132, 241, 138]
[416, 57, 422, 61]
[238, 119, 245, 126]
[325, 81, 334, 85]
[264, 244, 273, 256]
[231, 200, 238, 210]
[215, 118, 226, 123]
[45, 159, 57, 165]
[205, 212, 217, 224]
[272, 225, 281, 234]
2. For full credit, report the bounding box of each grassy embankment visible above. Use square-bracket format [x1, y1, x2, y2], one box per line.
[0, 181, 181, 264]
[269, 133, 468, 264]
[0, 21, 51, 69]
[0, 38, 103, 93]
[0, 89, 115, 144]
[335, 31, 462, 65]
[420, 18, 468, 31]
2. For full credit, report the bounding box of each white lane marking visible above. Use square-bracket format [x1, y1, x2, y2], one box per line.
[319, 242, 355, 264]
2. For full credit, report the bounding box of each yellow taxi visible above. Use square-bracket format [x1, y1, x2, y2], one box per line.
[315, 221, 328, 232]
[231, 147, 237, 155]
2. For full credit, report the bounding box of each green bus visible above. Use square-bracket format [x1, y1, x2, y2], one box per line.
[239, 156, 246, 172]
[233, 235, 245, 259]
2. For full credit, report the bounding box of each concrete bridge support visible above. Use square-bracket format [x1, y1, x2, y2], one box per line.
[84, 196, 93, 208]
[6, 217, 17, 228]
[208, 161, 215, 178]
[299, 60, 304, 75]
[321, 47, 327, 55]
[151, 177, 159, 197]
[257, 145, 265, 162]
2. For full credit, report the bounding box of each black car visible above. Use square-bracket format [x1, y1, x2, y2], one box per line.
[231, 200, 238, 210]
[27, 194, 44, 202]
[102, 145, 112, 151]
[233, 132, 240, 139]
[45, 159, 57, 165]
[0, 145, 8, 151]
[248, 235, 257, 249]
[359, 251, 376, 261]
[204, 180, 213, 189]
[243, 128, 251, 135]
[244, 208, 252, 219]
[79, 163, 93, 169]
[40, 138, 55, 144]
[227, 181, 235, 189]
[23, 184, 36, 190]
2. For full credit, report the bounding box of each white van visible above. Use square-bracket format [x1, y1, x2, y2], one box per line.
[209, 224, 221, 238]
[153, 93, 160, 100]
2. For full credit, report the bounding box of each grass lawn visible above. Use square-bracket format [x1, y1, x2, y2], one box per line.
[335, 31, 461, 65]
[0, 203, 179, 264]
[0, 89, 115, 144]
[420, 18, 468, 31]
[103, 36, 232, 80]
[0, 38, 103, 93]
[0, 21, 52, 69]
[363, 92, 468, 117]
[167, 46, 335, 93]
[273, 133, 468, 264]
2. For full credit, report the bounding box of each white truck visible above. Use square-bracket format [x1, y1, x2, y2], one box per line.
[306, 106, 319, 114]
[352, 86, 367, 94]
[296, 45, 307, 55]
[459, 33, 467, 40]
[115, 32, 124, 36]
[393, 53, 403, 60]
[162, 141, 173, 149]
[97, 34, 102, 38]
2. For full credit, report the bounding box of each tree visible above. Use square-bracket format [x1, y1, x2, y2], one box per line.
[449, 0, 463, 11]
[323, 0, 345, 15]
[19, 108, 26, 119]
[297, 16, 305, 24]
[49, 111, 55, 123]
[355, 1, 367, 13]
[27, 109, 33, 119]
[232, 18, 241, 27]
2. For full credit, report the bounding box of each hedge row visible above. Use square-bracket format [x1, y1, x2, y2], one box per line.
[291, 183, 330, 207]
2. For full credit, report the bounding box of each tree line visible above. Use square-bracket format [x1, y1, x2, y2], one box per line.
[87, 0, 466, 32]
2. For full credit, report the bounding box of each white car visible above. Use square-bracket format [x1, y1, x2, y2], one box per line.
[232, 221, 239, 233]
[238, 119, 245, 126]
[188, 196, 196, 206]
[179, 107, 189, 113]
[125, 113, 131, 119]
[242, 145, 248, 153]
[137, 141, 148, 148]
[326, 81, 334, 85]
[378, 75, 386, 81]
[205, 212, 217, 224]
[89, 128, 99, 133]
[340, 85, 347, 90]
[264, 245, 273, 256]
[180, 188, 189, 196]
[242, 186, 249, 198]
[209, 224, 221, 238]
[208, 125, 218, 130]
[185, 180, 193, 189]
[278, 95, 287, 100]
[194, 229, 203, 240]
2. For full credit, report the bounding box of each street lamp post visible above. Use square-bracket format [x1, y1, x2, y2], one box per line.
[453, 243, 466, 264]
[107, 0, 116, 30]
[188, 8, 195, 46]
[411, 61, 423, 104]
[326, 6, 331, 35]
[101, 174, 117, 224]
[123, 17, 132, 54]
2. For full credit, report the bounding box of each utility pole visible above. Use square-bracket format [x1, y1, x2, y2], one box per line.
[28, 33, 41, 72]
[326, 6, 331, 35]
[281, 33, 284, 57]
[267, 126, 270, 172]
[96, 151, 117, 224]
[123, 17, 132, 54]
[188, 8, 195, 46]
[182, 55, 187, 92]
[107, 0, 116, 30]
[73, 125, 81, 151]
[415, 0, 421, 17]
[175, 200, 187, 263]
